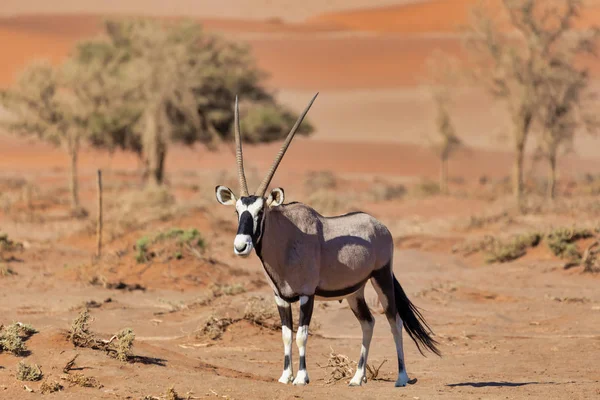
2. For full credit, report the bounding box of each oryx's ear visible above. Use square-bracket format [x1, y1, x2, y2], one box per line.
[215, 185, 236, 205]
[267, 187, 284, 207]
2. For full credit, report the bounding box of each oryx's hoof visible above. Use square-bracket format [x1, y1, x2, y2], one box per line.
[395, 371, 410, 387]
[349, 373, 367, 386]
[292, 370, 309, 385]
[278, 370, 294, 384]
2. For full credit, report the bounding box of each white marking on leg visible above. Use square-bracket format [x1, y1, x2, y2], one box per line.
[274, 295, 290, 308]
[349, 318, 374, 386]
[278, 325, 294, 384]
[293, 296, 311, 386]
[391, 315, 409, 387]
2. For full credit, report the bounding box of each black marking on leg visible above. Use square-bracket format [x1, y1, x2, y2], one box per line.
[276, 303, 292, 331]
[351, 297, 374, 323]
[370, 264, 396, 317]
[284, 355, 290, 371]
[315, 276, 370, 298]
[299, 296, 315, 327]
[299, 356, 306, 371]
[398, 358, 404, 373]
[358, 355, 365, 370]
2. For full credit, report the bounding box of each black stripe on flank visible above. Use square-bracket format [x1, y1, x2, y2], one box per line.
[315, 276, 370, 298]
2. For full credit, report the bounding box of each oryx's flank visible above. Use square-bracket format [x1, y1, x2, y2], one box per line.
[215, 93, 440, 387]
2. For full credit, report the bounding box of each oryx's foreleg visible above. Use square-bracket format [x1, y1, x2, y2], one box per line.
[371, 263, 410, 387]
[275, 293, 294, 384]
[293, 295, 314, 385]
[347, 287, 375, 386]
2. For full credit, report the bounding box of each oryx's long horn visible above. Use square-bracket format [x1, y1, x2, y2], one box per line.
[234, 96, 249, 196]
[255, 92, 319, 197]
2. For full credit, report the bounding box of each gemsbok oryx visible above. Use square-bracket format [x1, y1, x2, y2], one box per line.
[215, 93, 440, 387]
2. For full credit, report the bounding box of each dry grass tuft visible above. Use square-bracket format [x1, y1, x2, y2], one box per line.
[40, 379, 63, 394]
[67, 309, 135, 362]
[62, 372, 102, 388]
[0, 322, 38, 355]
[16, 361, 43, 381]
[210, 283, 246, 297]
[198, 316, 236, 340]
[68, 308, 94, 347]
[366, 359, 388, 380]
[319, 348, 354, 384]
[113, 328, 135, 362]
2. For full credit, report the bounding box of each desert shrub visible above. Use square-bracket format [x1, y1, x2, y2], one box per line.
[40, 379, 63, 394]
[320, 348, 354, 384]
[545, 227, 593, 261]
[63, 372, 102, 388]
[68, 309, 94, 347]
[485, 233, 542, 263]
[412, 179, 440, 197]
[135, 228, 206, 263]
[305, 171, 337, 192]
[67, 309, 135, 362]
[0, 322, 38, 355]
[197, 316, 236, 340]
[369, 180, 407, 202]
[211, 283, 246, 297]
[113, 328, 135, 362]
[16, 361, 43, 381]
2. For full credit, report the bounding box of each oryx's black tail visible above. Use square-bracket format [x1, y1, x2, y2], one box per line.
[393, 275, 441, 357]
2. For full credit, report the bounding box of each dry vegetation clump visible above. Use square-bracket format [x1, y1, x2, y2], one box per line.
[0, 322, 38, 355]
[16, 361, 43, 381]
[67, 309, 136, 362]
[319, 348, 354, 384]
[545, 227, 593, 262]
[211, 283, 246, 297]
[412, 179, 441, 197]
[369, 179, 407, 202]
[40, 379, 63, 394]
[197, 316, 236, 340]
[62, 372, 102, 388]
[135, 228, 206, 264]
[143, 385, 188, 400]
[485, 233, 542, 263]
[0, 233, 24, 252]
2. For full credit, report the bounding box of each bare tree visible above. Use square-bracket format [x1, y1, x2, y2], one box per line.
[78, 18, 313, 186]
[426, 52, 462, 195]
[0, 62, 87, 216]
[536, 64, 592, 200]
[465, 0, 596, 210]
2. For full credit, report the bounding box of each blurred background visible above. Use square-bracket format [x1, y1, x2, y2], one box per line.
[1, 2, 600, 398]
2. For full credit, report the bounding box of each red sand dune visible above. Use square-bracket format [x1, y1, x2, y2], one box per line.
[310, 0, 600, 33]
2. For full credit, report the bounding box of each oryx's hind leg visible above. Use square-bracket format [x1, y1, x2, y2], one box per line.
[293, 295, 314, 386]
[347, 286, 375, 386]
[275, 294, 294, 384]
[371, 261, 410, 387]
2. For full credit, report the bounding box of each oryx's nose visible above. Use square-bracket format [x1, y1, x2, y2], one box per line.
[235, 242, 248, 252]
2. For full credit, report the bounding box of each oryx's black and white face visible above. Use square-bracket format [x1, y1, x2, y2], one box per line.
[215, 186, 284, 257]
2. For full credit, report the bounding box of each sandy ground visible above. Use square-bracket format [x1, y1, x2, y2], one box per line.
[1, 2, 600, 399]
